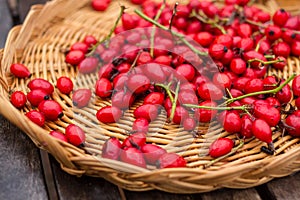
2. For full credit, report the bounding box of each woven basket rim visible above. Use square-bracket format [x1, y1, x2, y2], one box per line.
[1, 0, 300, 194]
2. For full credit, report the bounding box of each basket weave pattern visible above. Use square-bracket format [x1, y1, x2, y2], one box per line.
[1, 0, 300, 193]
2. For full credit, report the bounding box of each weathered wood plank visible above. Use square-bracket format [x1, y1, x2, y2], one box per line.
[201, 188, 262, 200]
[50, 156, 122, 200]
[0, 116, 48, 199]
[266, 172, 300, 200]
[0, 0, 13, 47]
[125, 190, 200, 200]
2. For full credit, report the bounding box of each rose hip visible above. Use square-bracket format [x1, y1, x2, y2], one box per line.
[27, 78, 54, 95]
[25, 110, 45, 127]
[209, 138, 234, 158]
[56, 76, 73, 94]
[38, 100, 63, 121]
[49, 130, 68, 142]
[120, 147, 146, 168]
[72, 89, 92, 108]
[157, 153, 186, 168]
[10, 91, 27, 109]
[96, 106, 122, 123]
[10, 63, 31, 78]
[65, 124, 86, 146]
[102, 137, 122, 160]
[27, 89, 50, 107]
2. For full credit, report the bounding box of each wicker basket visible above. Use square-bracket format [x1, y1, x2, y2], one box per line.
[1, 0, 300, 194]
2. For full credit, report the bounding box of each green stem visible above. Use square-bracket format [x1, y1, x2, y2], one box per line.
[87, 5, 126, 56]
[183, 104, 248, 111]
[191, 11, 226, 34]
[130, 50, 142, 71]
[247, 58, 284, 66]
[155, 83, 174, 103]
[225, 73, 296, 105]
[150, 0, 166, 57]
[204, 140, 244, 168]
[135, 9, 208, 56]
[170, 81, 180, 122]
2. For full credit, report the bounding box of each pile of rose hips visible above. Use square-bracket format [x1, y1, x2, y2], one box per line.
[9, 0, 300, 169]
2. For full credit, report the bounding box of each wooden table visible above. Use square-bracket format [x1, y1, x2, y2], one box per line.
[1, 0, 300, 199]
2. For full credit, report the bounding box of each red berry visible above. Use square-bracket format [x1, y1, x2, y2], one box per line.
[252, 119, 273, 144]
[272, 42, 291, 58]
[286, 113, 300, 137]
[209, 43, 228, 60]
[72, 89, 92, 108]
[237, 23, 252, 38]
[38, 100, 63, 121]
[134, 104, 158, 122]
[10, 91, 27, 109]
[56, 76, 73, 94]
[65, 124, 86, 146]
[195, 100, 217, 123]
[91, 0, 110, 11]
[78, 57, 99, 74]
[70, 42, 89, 53]
[253, 103, 280, 127]
[120, 147, 146, 168]
[209, 138, 234, 158]
[157, 153, 186, 168]
[96, 106, 122, 123]
[183, 117, 197, 131]
[244, 78, 264, 94]
[132, 118, 149, 133]
[102, 137, 122, 160]
[127, 73, 151, 94]
[121, 132, 146, 149]
[141, 144, 167, 165]
[65, 50, 85, 66]
[213, 73, 232, 89]
[27, 78, 54, 95]
[175, 64, 195, 82]
[122, 13, 138, 30]
[83, 35, 97, 47]
[49, 130, 68, 142]
[144, 92, 165, 105]
[142, 63, 166, 83]
[10, 63, 31, 78]
[292, 75, 300, 97]
[265, 25, 282, 41]
[230, 58, 246, 75]
[25, 110, 45, 127]
[272, 56, 287, 70]
[275, 81, 292, 104]
[223, 111, 242, 133]
[291, 41, 300, 56]
[241, 115, 253, 138]
[168, 106, 189, 124]
[111, 91, 135, 110]
[27, 89, 50, 107]
[95, 78, 112, 98]
[295, 98, 300, 110]
[194, 32, 214, 47]
[272, 9, 290, 26]
[197, 82, 224, 101]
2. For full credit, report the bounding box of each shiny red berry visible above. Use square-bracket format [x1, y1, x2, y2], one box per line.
[120, 147, 146, 168]
[10, 91, 27, 109]
[38, 100, 63, 121]
[25, 110, 45, 127]
[157, 153, 186, 168]
[121, 132, 146, 149]
[223, 111, 242, 133]
[56, 76, 73, 95]
[272, 8, 290, 26]
[265, 25, 282, 41]
[72, 89, 92, 108]
[65, 50, 85, 66]
[230, 58, 246, 75]
[102, 137, 122, 160]
[96, 106, 122, 123]
[65, 124, 86, 146]
[286, 113, 300, 137]
[91, 0, 110, 11]
[10, 63, 31, 78]
[134, 104, 158, 122]
[132, 118, 149, 133]
[49, 130, 68, 142]
[141, 144, 167, 165]
[241, 115, 253, 138]
[209, 138, 234, 158]
[27, 78, 54, 95]
[252, 119, 273, 144]
[127, 73, 151, 94]
[95, 78, 113, 98]
[70, 42, 89, 53]
[78, 57, 99, 74]
[292, 75, 300, 97]
[27, 89, 50, 107]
